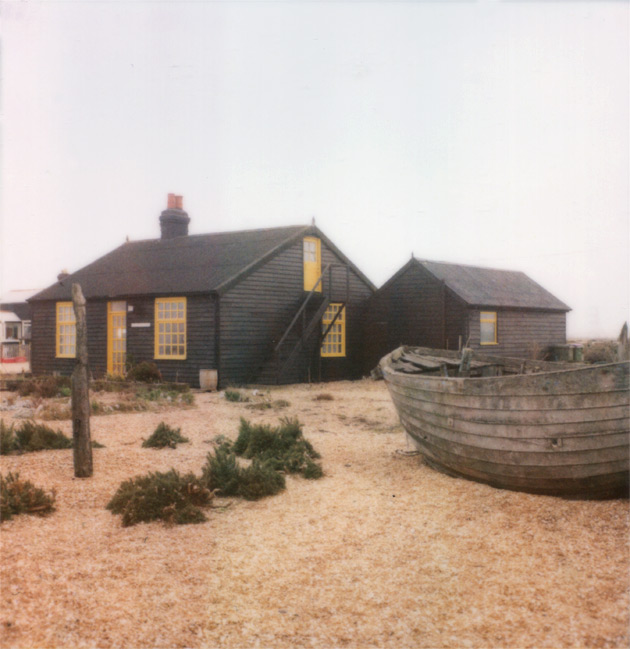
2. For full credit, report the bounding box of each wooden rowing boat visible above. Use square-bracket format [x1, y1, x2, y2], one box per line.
[380, 346, 630, 497]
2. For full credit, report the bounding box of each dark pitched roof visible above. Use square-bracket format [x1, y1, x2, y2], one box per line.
[388, 258, 570, 311]
[31, 224, 375, 301]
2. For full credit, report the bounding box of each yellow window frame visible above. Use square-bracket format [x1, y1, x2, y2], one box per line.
[480, 311, 498, 345]
[56, 302, 76, 358]
[321, 303, 346, 357]
[303, 236, 322, 292]
[155, 297, 187, 360]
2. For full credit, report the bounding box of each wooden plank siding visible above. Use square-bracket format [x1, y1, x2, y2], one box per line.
[126, 295, 215, 386]
[444, 290, 468, 351]
[466, 309, 566, 358]
[359, 262, 447, 373]
[360, 260, 569, 369]
[219, 238, 374, 386]
[31, 301, 74, 377]
[318, 244, 374, 382]
[31, 295, 215, 386]
[219, 242, 305, 386]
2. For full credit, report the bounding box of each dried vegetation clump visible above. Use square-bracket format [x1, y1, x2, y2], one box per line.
[582, 339, 619, 363]
[224, 388, 249, 403]
[0, 420, 71, 455]
[125, 361, 162, 383]
[0, 472, 56, 522]
[142, 422, 189, 449]
[0, 420, 103, 455]
[200, 417, 322, 500]
[201, 444, 286, 501]
[232, 417, 323, 478]
[106, 469, 213, 527]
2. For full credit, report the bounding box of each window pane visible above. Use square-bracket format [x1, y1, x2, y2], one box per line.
[480, 321, 496, 343]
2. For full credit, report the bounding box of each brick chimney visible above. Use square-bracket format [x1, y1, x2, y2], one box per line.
[159, 193, 190, 239]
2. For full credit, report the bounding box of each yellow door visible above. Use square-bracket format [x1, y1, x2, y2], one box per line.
[107, 301, 127, 376]
[303, 237, 321, 292]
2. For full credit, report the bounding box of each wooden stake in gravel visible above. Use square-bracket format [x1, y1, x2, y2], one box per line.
[72, 283, 93, 478]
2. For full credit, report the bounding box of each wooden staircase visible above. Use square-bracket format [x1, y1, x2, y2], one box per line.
[250, 263, 349, 384]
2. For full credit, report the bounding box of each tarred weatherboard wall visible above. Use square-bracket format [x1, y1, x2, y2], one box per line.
[466, 309, 566, 358]
[30, 236, 373, 387]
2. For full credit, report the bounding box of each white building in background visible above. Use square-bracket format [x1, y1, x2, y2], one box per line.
[0, 288, 41, 368]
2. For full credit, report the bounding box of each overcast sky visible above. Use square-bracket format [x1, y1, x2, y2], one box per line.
[1, 0, 628, 338]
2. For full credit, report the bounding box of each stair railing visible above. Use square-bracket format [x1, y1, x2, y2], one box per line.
[273, 263, 332, 355]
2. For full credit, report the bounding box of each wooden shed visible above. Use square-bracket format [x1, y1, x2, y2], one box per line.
[29, 195, 375, 388]
[362, 257, 570, 371]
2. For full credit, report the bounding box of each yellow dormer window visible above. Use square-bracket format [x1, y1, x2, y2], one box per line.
[303, 236, 321, 292]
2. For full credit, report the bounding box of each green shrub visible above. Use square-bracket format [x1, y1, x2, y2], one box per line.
[224, 389, 249, 403]
[238, 459, 286, 500]
[303, 459, 324, 480]
[135, 387, 195, 406]
[142, 422, 189, 449]
[0, 421, 15, 455]
[201, 444, 242, 496]
[106, 469, 213, 527]
[14, 420, 73, 453]
[200, 444, 286, 501]
[0, 420, 103, 454]
[0, 472, 56, 522]
[180, 391, 195, 405]
[126, 361, 162, 384]
[232, 417, 323, 479]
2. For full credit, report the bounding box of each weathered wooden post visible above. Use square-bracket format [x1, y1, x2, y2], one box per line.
[72, 283, 93, 477]
[618, 322, 629, 361]
[459, 347, 473, 377]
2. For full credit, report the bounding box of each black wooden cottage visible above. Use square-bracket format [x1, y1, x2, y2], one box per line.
[29, 196, 375, 387]
[363, 257, 570, 370]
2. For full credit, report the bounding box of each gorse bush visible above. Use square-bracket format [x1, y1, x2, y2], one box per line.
[201, 444, 241, 496]
[142, 422, 189, 449]
[0, 472, 56, 523]
[303, 459, 324, 480]
[200, 444, 286, 501]
[0, 421, 15, 455]
[126, 361, 162, 384]
[233, 417, 322, 479]
[106, 469, 213, 527]
[1, 420, 71, 454]
[237, 459, 286, 500]
[224, 389, 249, 403]
[0, 420, 103, 455]
[106, 417, 322, 526]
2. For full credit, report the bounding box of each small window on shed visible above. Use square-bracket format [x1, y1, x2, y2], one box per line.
[480, 311, 497, 345]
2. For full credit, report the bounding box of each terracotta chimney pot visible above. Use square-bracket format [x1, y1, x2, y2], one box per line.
[167, 193, 177, 209]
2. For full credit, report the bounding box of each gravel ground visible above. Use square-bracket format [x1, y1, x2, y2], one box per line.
[1, 379, 628, 649]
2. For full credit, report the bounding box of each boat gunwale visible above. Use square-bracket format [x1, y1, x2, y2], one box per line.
[381, 345, 628, 380]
